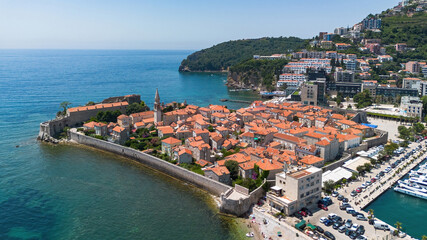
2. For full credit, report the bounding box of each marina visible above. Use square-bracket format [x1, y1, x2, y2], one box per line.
[394, 162, 427, 200]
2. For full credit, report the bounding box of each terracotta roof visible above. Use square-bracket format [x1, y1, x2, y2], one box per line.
[162, 137, 181, 145]
[274, 133, 306, 144]
[299, 155, 323, 165]
[205, 166, 230, 176]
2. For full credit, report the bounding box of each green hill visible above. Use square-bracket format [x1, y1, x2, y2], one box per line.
[366, 11, 427, 61]
[179, 37, 306, 72]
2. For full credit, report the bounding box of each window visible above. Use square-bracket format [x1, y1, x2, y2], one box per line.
[300, 194, 304, 198]
[316, 180, 319, 184]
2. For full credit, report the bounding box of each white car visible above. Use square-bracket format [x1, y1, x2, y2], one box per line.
[350, 223, 359, 231]
[320, 217, 328, 223]
[328, 213, 337, 219]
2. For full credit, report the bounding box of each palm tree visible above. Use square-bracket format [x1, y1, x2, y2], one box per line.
[395, 221, 402, 233]
[368, 209, 374, 217]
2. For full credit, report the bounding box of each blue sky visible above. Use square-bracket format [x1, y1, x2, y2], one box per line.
[0, 0, 399, 50]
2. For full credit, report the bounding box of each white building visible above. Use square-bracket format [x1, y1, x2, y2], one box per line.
[279, 73, 307, 82]
[401, 96, 423, 119]
[266, 166, 322, 215]
[402, 77, 422, 93]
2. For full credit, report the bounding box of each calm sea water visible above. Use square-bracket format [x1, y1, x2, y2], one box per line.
[365, 158, 427, 239]
[0, 50, 260, 239]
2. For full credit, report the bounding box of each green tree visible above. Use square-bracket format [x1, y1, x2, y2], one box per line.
[225, 160, 239, 180]
[59, 101, 71, 114]
[395, 221, 402, 233]
[353, 90, 372, 108]
[323, 180, 335, 194]
[207, 125, 215, 132]
[86, 101, 95, 106]
[126, 102, 150, 115]
[413, 122, 425, 134]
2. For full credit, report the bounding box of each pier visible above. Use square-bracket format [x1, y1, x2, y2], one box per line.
[358, 146, 427, 210]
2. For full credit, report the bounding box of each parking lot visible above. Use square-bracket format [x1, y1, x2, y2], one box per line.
[285, 140, 427, 240]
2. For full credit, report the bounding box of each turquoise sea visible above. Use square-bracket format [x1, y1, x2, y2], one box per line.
[0, 50, 261, 240]
[365, 158, 427, 239]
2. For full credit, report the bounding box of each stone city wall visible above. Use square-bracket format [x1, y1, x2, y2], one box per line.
[68, 131, 232, 197]
[220, 180, 266, 216]
[365, 129, 388, 148]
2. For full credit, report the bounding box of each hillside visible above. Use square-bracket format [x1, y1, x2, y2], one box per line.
[178, 37, 306, 72]
[366, 11, 427, 61]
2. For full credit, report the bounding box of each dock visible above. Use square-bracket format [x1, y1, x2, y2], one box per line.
[358, 148, 427, 209]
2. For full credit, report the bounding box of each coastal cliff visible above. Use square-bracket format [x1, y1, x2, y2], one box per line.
[226, 59, 288, 91]
[179, 37, 305, 72]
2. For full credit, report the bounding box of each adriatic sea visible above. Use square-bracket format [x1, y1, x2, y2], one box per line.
[0, 50, 259, 239]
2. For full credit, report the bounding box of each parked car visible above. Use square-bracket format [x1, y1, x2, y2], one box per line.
[319, 203, 328, 210]
[316, 225, 324, 233]
[356, 188, 362, 193]
[320, 217, 328, 223]
[338, 225, 347, 233]
[332, 216, 342, 223]
[351, 211, 360, 217]
[356, 236, 367, 240]
[356, 225, 365, 235]
[324, 231, 335, 240]
[350, 223, 359, 232]
[333, 222, 342, 229]
[340, 203, 351, 210]
[345, 219, 352, 228]
[328, 213, 337, 220]
[357, 215, 367, 221]
[301, 207, 312, 216]
[298, 210, 307, 217]
[350, 190, 357, 197]
[293, 212, 303, 220]
[342, 198, 349, 203]
[324, 219, 333, 227]
[337, 195, 344, 201]
[332, 191, 338, 197]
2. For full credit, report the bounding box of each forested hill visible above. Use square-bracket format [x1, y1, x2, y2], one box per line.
[178, 37, 306, 72]
[366, 11, 427, 62]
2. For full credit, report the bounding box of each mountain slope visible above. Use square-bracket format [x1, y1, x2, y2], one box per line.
[179, 37, 306, 72]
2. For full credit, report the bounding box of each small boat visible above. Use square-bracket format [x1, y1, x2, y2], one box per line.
[246, 232, 254, 237]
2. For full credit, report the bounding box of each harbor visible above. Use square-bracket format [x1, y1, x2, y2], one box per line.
[358, 145, 427, 209]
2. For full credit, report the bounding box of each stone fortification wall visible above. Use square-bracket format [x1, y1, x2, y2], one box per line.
[68, 131, 232, 196]
[365, 129, 388, 148]
[102, 94, 141, 104]
[321, 153, 352, 172]
[220, 180, 266, 217]
[39, 103, 128, 140]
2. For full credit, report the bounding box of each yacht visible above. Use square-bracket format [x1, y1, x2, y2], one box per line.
[394, 181, 427, 200]
[409, 176, 427, 187]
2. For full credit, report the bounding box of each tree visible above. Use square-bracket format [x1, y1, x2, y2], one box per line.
[86, 101, 95, 106]
[225, 160, 239, 180]
[413, 122, 425, 134]
[356, 165, 365, 174]
[323, 180, 335, 194]
[422, 235, 427, 240]
[59, 101, 71, 114]
[368, 209, 374, 217]
[353, 90, 372, 109]
[126, 102, 150, 115]
[207, 125, 215, 132]
[395, 221, 402, 233]
[351, 172, 358, 181]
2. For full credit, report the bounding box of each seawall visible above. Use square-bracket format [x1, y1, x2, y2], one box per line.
[68, 130, 232, 197]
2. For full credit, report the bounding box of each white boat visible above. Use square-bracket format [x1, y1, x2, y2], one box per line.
[394, 185, 427, 200]
[246, 232, 254, 237]
[409, 176, 427, 187]
[397, 180, 427, 193]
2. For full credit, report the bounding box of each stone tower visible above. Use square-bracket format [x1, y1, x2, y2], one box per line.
[154, 88, 162, 124]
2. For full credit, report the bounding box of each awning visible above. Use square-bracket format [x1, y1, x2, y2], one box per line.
[295, 220, 306, 230]
[307, 223, 316, 230]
